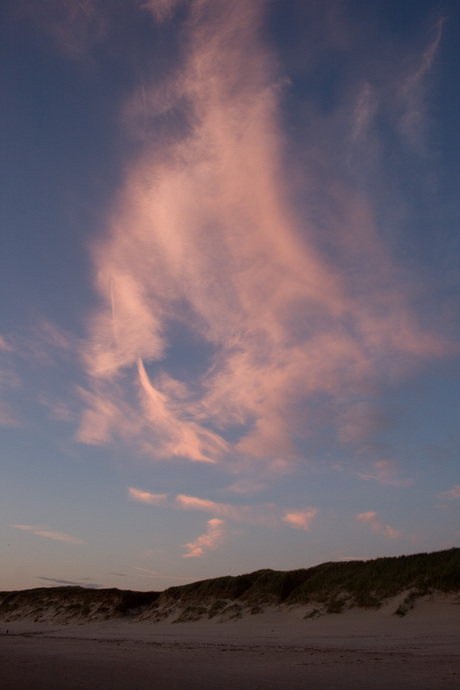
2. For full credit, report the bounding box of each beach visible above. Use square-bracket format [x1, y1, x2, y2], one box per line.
[1, 599, 459, 689]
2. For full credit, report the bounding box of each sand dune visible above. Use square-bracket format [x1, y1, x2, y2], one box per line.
[1, 548, 459, 626]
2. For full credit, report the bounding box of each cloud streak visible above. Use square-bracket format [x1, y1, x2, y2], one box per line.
[398, 16, 446, 150]
[16, 0, 110, 61]
[11, 524, 86, 545]
[38, 577, 101, 587]
[128, 487, 168, 505]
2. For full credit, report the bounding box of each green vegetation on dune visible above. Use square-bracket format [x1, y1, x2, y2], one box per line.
[162, 571, 268, 604]
[158, 547, 460, 610]
[0, 548, 458, 624]
[283, 548, 460, 607]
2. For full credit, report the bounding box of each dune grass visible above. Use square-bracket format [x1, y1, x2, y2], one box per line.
[0, 587, 160, 622]
[158, 548, 459, 610]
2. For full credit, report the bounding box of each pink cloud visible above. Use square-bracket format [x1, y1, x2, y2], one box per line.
[0, 335, 13, 352]
[128, 487, 169, 506]
[282, 509, 317, 531]
[11, 524, 86, 545]
[356, 511, 377, 523]
[439, 485, 460, 499]
[355, 512, 402, 540]
[183, 518, 224, 559]
[225, 478, 269, 495]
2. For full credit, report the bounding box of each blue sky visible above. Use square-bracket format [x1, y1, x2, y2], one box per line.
[1, 0, 459, 591]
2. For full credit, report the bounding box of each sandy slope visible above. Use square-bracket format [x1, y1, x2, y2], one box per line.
[0, 596, 459, 690]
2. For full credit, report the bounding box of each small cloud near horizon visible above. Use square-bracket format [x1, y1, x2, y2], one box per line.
[183, 518, 225, 558]
[282, 509, 317, 531]
[11, 525, 86, 545]
[38, 577, 102, 588]
[355, 512, 402, 540]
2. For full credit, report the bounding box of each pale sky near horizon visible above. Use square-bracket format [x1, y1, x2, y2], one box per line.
[1, 0, 459, 592]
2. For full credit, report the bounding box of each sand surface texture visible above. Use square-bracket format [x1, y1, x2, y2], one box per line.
[1, 600, 459, 690]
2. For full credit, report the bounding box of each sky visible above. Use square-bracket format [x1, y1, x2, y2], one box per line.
[1, 0, 459, 592]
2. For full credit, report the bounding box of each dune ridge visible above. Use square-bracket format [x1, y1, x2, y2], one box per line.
[1, 547, 459, 626]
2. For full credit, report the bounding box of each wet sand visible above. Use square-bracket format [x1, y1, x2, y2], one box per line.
[1, 602, 459, 689]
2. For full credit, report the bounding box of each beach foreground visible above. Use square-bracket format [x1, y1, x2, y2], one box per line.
[1, 600, 459, 690]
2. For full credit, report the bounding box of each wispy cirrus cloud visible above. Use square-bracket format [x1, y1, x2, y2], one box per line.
[0, 321, 81, 429]
[142, 0, 184, 24]
[183, 518, 224, 558]
[348, 15, 447, 161]
[74, 0, 449, 481]
[398, 17, 446, 151]
[0, 343, 23, 427]
[75, 384, 141, 446]
[15, 0, 110, 61]
[355, 512, 402, 540]
[127, 565, 196, 582]
[38, 395, 75, 423]
[356, 460, 413, 488]
[0, 402, 22, 428]
[351, 81, 378, 146]
[11, 524, 86, 545]
[4, 320, 79, 370]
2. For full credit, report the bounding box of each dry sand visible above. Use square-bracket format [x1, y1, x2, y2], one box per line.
[1, 597, 459, 689]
